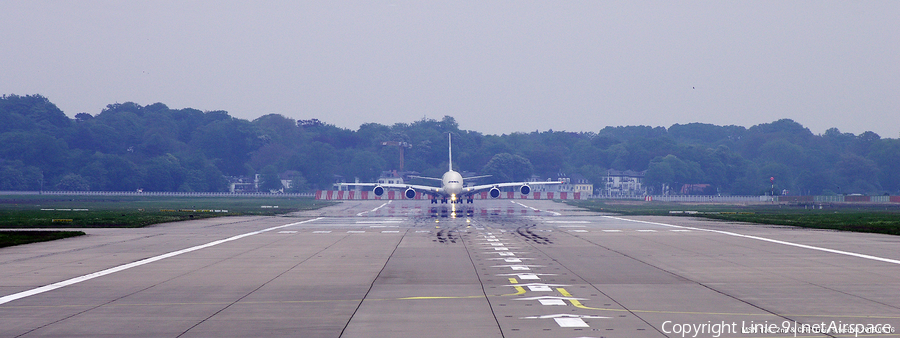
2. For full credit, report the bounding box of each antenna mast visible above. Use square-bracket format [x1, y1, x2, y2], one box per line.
[381, 140, 411, 171]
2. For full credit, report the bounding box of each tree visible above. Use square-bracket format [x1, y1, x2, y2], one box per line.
[285, 172, 310, 193]
[75, 112, 93, 122]
[853, 131, 881, 155]
[0, 132, 69, 173]
[482, 153, 534, 183]
[526, 147, 565, 177]
[5, 93, 900, 196]
[0, 94, 70, 133]
[85, 154, 141, 191]
[289, 141, 340, 189]
[249, 143, 292, 171]
[868, 139, 900, 193]
[55, 173, 90, 191]
[79, 161, 110, 191]
[199, 164, 229, 192]
[835, 154, 880, 194]
[142, 155, 185, 191]
[139, 132, 175, 157]
[669, 122, 744, 144]
[0, 165, 27, 190]
[258, 165, 283, 192]
[578, 164, 607, 193]
[757, 139, 807, 167]
[254, 114, 300, 145]
[191, 119, 260, 175]
[645, 155, 703, 193]
[346, 151, 386, 182]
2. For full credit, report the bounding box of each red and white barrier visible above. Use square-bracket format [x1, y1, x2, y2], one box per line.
[316, 190, 585, 200]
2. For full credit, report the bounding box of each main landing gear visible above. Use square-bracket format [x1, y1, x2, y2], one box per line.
[431, 196, 472, 204]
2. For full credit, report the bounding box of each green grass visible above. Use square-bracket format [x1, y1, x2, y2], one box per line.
[704, 213, 900, 235]
[0, 195, 335, 228]
[0, 230, 85, 248]
[566, 199, 900, 236]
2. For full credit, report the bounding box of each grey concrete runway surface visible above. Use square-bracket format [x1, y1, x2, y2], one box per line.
[1, 199, 899, 337]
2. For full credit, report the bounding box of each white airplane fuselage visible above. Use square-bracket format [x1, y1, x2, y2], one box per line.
[441, 170, 464, 200]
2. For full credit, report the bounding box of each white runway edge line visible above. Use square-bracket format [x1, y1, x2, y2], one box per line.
[604, 216, 900, 266]
[511, 201, 562, 216]
[0, 217, 324, 305]
[356, 200, 391, 216]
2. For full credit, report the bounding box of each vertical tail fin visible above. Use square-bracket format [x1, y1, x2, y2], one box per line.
[448, 133, 453, 172]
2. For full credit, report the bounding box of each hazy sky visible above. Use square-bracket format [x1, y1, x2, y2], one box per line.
[2, 1, 898, 137]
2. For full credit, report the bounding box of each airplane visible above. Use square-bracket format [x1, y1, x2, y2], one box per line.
[341, 134, 562, 204]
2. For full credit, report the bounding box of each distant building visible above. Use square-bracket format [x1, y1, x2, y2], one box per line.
[377, 170, 406, 185]
[680, 183, 712, 195]
[279, 170, 303, 192]
[340, 170, 421, 190]
[531, 172, 593, 195]
[333, 174, 348, 191]
[228, 176, 256, 193]
[603, 169, 646, 196]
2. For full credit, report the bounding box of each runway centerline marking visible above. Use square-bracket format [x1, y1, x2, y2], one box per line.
[520, 314, 610, 328]
[0, 217, 324, 305]
[604, 216, 900, 265]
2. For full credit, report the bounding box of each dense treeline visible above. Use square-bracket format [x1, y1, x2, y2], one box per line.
[2, 94, 897, 195]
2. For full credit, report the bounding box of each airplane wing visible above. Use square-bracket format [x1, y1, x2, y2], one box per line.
[461, 181, 563, 196]
[407, 175, 491, 183]
[340, 183, 448, 197]
[406, 175, 442, 182]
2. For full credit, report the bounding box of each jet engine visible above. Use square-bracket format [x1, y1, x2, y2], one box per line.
[404, 188, 416, 199]
[373, 186, 385, 196]
[489, 187, 501, 198]
[519, 185, 531, 195]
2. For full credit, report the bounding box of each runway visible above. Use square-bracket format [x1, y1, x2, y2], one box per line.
[1, 199, 898, 337]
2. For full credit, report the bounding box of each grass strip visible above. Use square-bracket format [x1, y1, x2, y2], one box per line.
[0, 231, 85, 248]
[566, 200, 900, 236]
[703, 213, 900, 236]
[0, 195, 335, 228]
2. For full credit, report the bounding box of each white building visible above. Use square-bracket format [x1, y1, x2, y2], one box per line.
[603, 169, 646, 196]
[531, 173, 593, 195]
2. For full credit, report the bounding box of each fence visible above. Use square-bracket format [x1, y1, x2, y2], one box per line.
[649, 195, 898, 203]
[6, 190, 896, 203]
[646, 195, 772, 203]
[315, 190, 586, 200]
[0, 191, 315, 198]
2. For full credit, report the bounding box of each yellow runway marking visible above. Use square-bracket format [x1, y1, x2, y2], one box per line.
[553, 288, 900, 319]
[5, 290, 899, 321]
[557, 288, 596, 310]
[502, 277, 526, 296]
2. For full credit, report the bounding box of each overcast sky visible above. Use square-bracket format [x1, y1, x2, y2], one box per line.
[2, 1, 898, 138]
